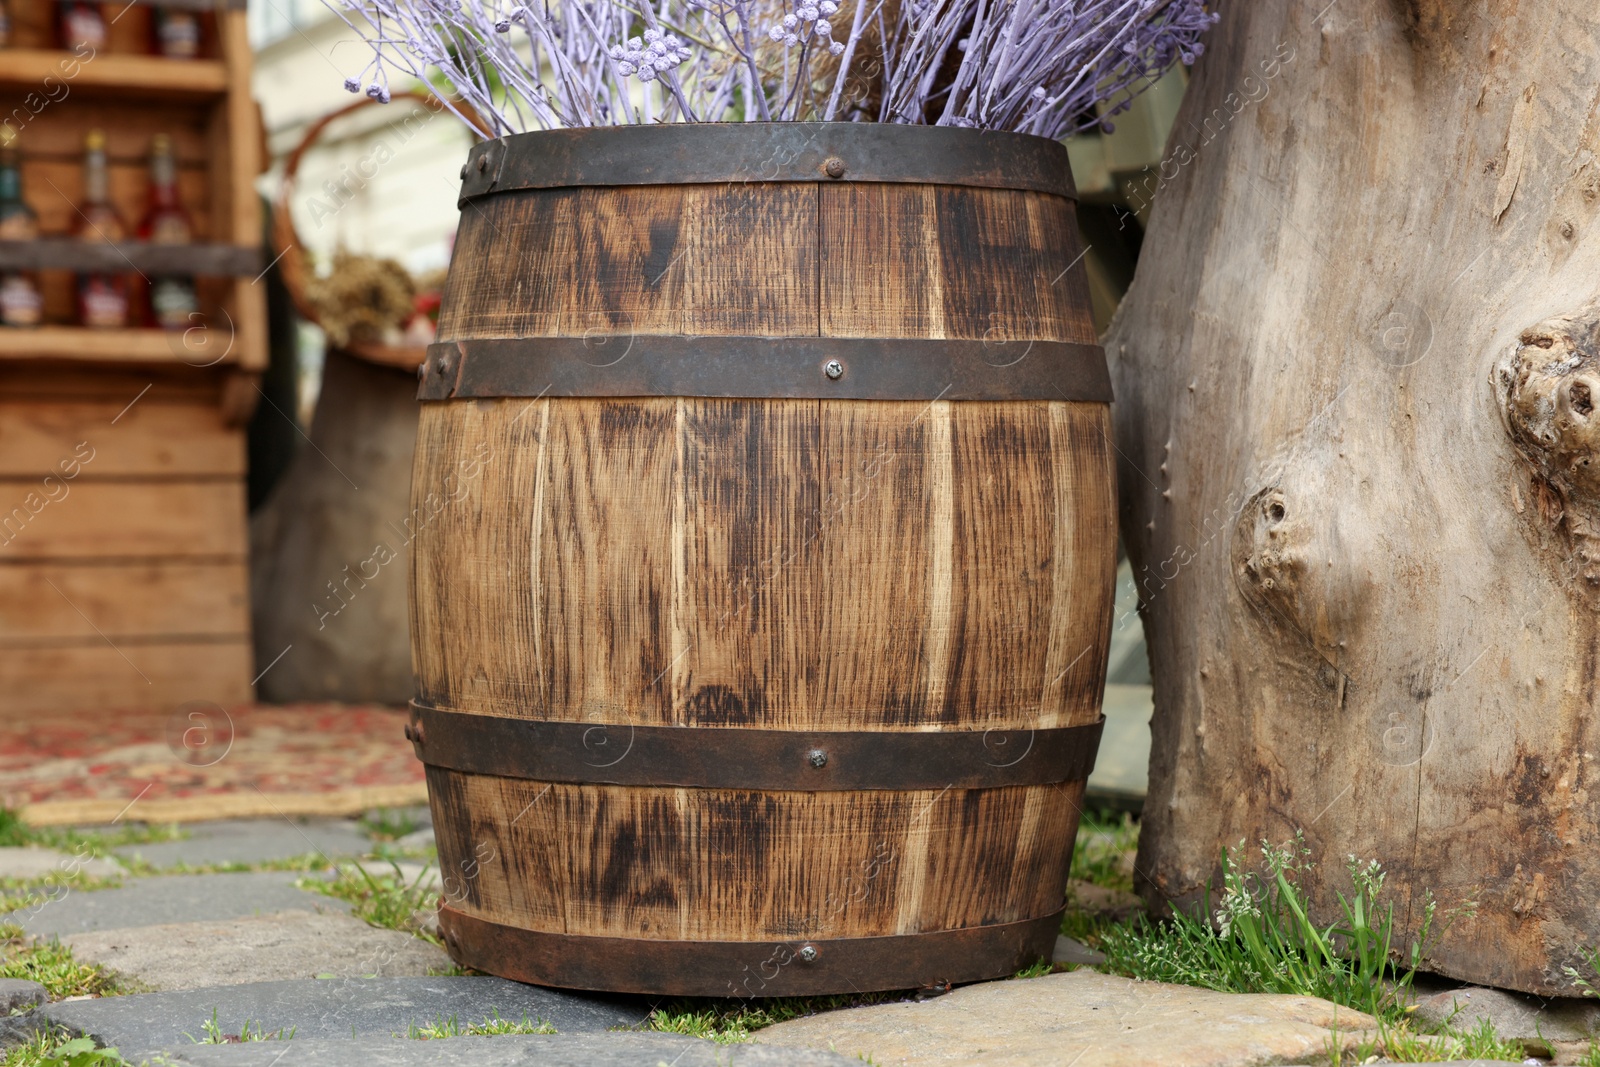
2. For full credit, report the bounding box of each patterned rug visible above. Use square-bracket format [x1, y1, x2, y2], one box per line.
[0, 704, 426, 826]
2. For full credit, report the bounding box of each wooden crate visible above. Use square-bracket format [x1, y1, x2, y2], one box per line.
[0, 1, 263, 716]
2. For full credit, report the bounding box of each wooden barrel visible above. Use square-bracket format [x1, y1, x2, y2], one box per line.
[409, 123, 1116, 997]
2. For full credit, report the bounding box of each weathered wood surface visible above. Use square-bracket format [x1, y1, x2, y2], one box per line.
[250, 348, 419, 704]
[0, 374, 252, 715]
[1107, 0, 1600, 994]
[417, 172, 1115, 972]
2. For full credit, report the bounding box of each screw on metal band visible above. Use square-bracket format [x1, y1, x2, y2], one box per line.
[797, 945, 819, 962]
[823, 359, 844, 380]
[806, 749, 829, 768]
[823, 157, 846, 179]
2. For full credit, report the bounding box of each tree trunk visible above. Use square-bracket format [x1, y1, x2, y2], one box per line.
[250, 349, 418, 704]
[1108, 0, 1600, 995]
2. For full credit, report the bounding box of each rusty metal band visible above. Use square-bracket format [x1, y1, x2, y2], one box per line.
[407, 703, 1103, 790]
[459, 123, 1077, 203]
[418, 336, 1111, 402]
[437, 905, 1063, 996]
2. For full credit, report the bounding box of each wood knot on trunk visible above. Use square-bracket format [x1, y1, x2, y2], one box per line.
[1496, 300, 1600, 588]
[1234, 487, 1309, 620]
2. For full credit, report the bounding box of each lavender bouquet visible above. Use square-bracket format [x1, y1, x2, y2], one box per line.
[329, 0, 1215, 139]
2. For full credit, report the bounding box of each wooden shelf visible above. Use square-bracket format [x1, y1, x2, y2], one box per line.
[0, 238, 261, 275]
[0, 51, 228, 99]
[0, 324, 241, 363]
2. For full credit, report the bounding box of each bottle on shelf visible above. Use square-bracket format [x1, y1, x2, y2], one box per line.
[153, 8, 200, 58]
[74, 129, 130, 329]
[0, 126, 42, 328]
[0, 0, 13, 49]
[139, 133, 196, 330]
[57, 0, 107, 53]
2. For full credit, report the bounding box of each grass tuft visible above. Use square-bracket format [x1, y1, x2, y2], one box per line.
[0, 810, 183, 859]
[1012, 959, 1053, 979]
[298, 861, 439, 944]
[405, 1010, 555, 1038]
[1, 1030, 129, 1067]
[1098, 832, 1470, 1025]
[641, 992, 907, 1044]
[0, 925, 139, 1000]
[184, 1009, 294, 1044]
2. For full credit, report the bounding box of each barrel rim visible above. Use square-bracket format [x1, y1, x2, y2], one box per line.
[437, 904, 1064, 997]
[457, 121, 1077, 203]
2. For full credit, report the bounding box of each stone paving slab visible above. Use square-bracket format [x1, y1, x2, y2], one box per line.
[41, 977, 654, 1056]
[393, 829, 435, 851]
[2, 872, 348, 938]
[1414, 983, 1600, 1043]
[112, 820, 373, 870]
[0, 978, 44, 1012]
[755, 969, 1380, 1067]
[64, 912, 450, 991]
[0, 847, 123, 881]
[157, 1034, 860, 1066]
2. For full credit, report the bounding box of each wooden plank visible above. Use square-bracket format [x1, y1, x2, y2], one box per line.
[0, 639, 252, 715]
[675, 397, 818, 726]
[0, 52, 227, 100]
[0, 397, 244, 476]
[432, 771, 1077, 942]
[216, 10, 258, 246]
[0, 364, 220, 400]
[812, 399, 939, 726]
[536, 398, 681, 724]
[218, 12, 268, 373]
[409, 398, 550, 715]
[1039, 403, 1117, 728]
[439, 183, 819, 340]
[941, 403, 1065, 724]
[0, 479, 246, 559]
[0, 326, 238, 363]
[1, 105, 216, 163]
[0, 239, 260, 275]
[820, 184, 1098, 344]
[0, 560, 248, 641]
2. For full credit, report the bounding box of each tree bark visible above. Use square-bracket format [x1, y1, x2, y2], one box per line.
[1108, 0, 1600, 994]
[249, 349, 418, 704]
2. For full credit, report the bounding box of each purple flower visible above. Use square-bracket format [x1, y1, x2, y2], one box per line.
[321, 0, 1219, 136]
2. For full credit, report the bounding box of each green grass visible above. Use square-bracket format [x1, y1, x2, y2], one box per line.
[1097, 834, 1458, 1024]
[1080, 831, 1538, 1063]
[641, 993, 907, 1044]
[1578, 1039, 1600, 1067]
[297, 861, 439, 944]
[1012, 959, 1053, 979]
[184, 1009, 294, 1044]
[1, 1030, 128, 1067]
[0, 809, 183, 859]
[1070, 809, 1139, 894]
[405, 1010, 555, 1038]
[0, 924, 140, 1000]
[116, 853, 330, 879]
